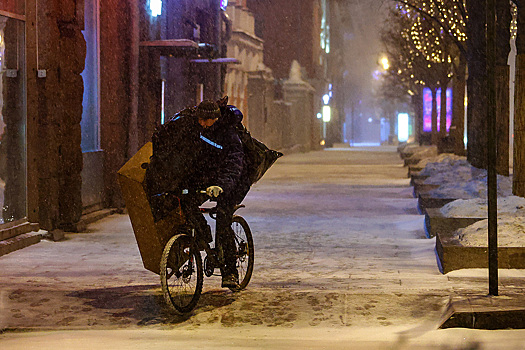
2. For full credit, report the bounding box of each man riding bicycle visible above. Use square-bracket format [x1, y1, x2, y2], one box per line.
[145, 98, 250, 290]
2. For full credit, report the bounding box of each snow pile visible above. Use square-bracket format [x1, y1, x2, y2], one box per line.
[397, 142, 409, 153]
[399, 143, 428, 154]
[440, 196, 525, 217]
[422, 162, 472, 185]
[416, 155, 513, 199]
[454, 215, 525, 247]
[445, 196, 525, 247]
[287, 60, 306, 84]
[428, 170, 512, 199]
[399, 143, 437, 160]
[406, 146, 438, 162]
[416, 153, 467, 170]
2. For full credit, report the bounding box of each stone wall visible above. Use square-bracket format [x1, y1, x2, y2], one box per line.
[100, 0, 133, 209]
[224, 1, 264, 119]
[283, 62, 316, 152]
[37, 0, 86, 230]
[247, 69, 273, 142]
[247, 63, 320, 152]
[31, 0, 133, 229]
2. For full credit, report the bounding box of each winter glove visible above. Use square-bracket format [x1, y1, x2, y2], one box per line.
[206, 186, 223, 198]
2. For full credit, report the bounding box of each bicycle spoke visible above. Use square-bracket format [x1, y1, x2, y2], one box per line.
[161, 235, 203, 314]
[230, 216, 254, 290]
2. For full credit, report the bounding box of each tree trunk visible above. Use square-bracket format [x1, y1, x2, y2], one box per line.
[514, 54, 525, 195]
[437, 80, 450, 153]
[513, 5, 525, 196]
[389, 109, 397, 144]
[496, 65, 510, 176]
[431, 86, 438, 145]
[439, 82, 448, 138]
[466, 0, 488, 169]
[452, 56, 466, 155]
[412, 91, 423, 145]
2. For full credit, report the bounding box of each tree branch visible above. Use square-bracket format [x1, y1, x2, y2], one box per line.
[394, 0, 467, 58]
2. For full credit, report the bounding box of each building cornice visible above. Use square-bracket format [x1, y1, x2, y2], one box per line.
[230, 30, 264, 48]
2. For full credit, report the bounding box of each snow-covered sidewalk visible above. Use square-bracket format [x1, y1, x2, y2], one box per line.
[1, 146, 525, 349]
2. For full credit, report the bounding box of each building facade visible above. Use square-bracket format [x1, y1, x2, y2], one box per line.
[0, 0, 227, 255]
[246, 0, 327, 149]
[223, 0, 264, 128]
[0, 0, 335, 255]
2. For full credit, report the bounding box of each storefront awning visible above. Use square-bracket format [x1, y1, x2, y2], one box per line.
[190, 58, 241, 64]
[139, 39, 199, 57]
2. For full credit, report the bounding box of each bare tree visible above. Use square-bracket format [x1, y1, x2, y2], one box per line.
[381, 6, 457, 146]
[514, 2, 525, 195]
[393, 0, 513, 174]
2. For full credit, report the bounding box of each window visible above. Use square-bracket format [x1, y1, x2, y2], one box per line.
[81, 0, 101, 152]
[0, 15, 27, 223]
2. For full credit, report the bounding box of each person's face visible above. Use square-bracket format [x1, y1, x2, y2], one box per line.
[198, 117, 218, 129]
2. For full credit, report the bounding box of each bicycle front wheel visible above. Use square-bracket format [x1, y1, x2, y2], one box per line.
[160, 234, 203, 314]
[232, 215, 254, 290]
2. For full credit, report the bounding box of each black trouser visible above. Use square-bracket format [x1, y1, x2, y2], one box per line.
[180, 193, 238, 278]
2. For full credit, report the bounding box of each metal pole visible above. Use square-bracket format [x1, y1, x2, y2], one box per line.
[214, 0, 222, 99]
[486, 0, 498, 296]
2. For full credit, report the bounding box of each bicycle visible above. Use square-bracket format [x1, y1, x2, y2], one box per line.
[158, 190, 254, 315]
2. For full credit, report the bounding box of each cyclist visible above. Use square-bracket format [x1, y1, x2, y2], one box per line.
[146, 98, 249, 290]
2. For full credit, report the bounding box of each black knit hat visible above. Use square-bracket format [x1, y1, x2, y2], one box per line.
[195, 100, 221, 120]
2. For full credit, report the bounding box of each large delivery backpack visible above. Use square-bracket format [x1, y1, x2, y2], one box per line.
[236, 123, 283, 185]
[145, 109, 195, 222]
[146, 105, 282, 216]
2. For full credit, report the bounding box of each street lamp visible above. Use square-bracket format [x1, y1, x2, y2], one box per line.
[321, 94, 331, 144]
[380, 56, 390, 70]
[322, 105, 331, 122]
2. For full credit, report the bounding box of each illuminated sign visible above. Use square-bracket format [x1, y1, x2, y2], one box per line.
[422, 87, 452, 133]
[150, 0, 162, 17]
[398, 113, 409, 142]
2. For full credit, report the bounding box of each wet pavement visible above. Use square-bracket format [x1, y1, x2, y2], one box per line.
[1, 146, 525, 348]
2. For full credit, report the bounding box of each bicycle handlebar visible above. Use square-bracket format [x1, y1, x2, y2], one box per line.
[179, 189, 207, 195]
[182, 189, 215, 198]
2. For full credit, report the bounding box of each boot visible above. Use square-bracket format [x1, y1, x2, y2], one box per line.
[221, 271, 240, 291]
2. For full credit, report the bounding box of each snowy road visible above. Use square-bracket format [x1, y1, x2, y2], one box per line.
[1, 146, 525, 349]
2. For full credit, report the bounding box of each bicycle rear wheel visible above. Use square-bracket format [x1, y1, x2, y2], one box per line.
[160, 234, 203, 314]
[231, 215, 254, 290]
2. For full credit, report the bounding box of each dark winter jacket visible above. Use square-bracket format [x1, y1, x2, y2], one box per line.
[189, 105, 247, 199]
[145, 105, 249, 203]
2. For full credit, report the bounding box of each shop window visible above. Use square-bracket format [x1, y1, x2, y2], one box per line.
[81, 0, 100, 152]
[0, 15, 27, 224]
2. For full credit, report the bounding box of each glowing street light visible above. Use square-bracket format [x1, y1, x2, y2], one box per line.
[322, 105, 331, 122]
[380, 56, 390, 70]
